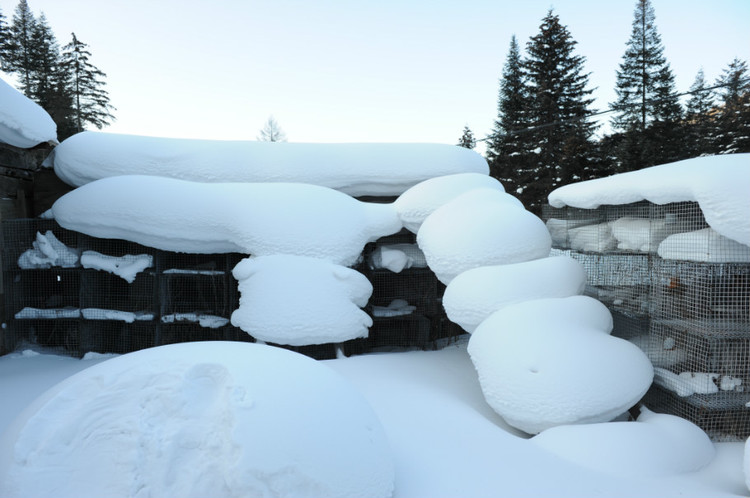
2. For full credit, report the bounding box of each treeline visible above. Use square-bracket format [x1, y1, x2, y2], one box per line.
[0, 0, 114, 141]
[461, 0, 750, 214]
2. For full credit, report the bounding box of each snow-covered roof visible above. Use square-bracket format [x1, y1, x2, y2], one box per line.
[548, 154, 750, 246]
[0, 76, 57, 149]
[45, 131, 489, 197]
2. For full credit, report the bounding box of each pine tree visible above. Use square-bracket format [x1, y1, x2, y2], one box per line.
[61, 32, 115, 134]
[0, 7, 12, 69]
[714, 58, 750, 154]
[257, 116, 287, 142]
[683, 68, 716, 156]
[610, 0, 682, 170]
[6, 0, 36, 93]
[457, 125, 476, 149]
[520, 10, 595, 214]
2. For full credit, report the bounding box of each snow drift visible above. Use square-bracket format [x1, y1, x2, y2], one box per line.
[0, 76, 57, 148]
[0, 342, 395, 498]
[45, 131, 489, 196]
[231, 255, 373, 346]
[50, 175, 402, 266]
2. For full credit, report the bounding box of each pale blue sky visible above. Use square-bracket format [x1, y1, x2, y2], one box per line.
[3, 0, 749, 153]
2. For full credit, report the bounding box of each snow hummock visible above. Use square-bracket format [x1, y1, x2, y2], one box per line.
[548, 154, 750, 247]
[468, 299, 654, 434]
[417, 189, 551, 284]
[17, 231, 79, 269]
[0, 76, 57, 148]
[393, 173, 509, 233]
[0, 342, 395, 498]
[368, 244, 427, 272]
[231, 255, 373, 346]
[80, 251, 153, 283]
[45, 131, 488, 196]
[658, 228, 750, 262]
[531, 407, 715, 477]
[50, 175, 402, 266]
[443, 256, 587, 333]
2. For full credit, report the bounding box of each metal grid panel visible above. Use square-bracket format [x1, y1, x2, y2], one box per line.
[2, 218, 80, 271]
[367, 268, 444, 315]
[158, 273, 233, 318]
[80, 270, 157, 316]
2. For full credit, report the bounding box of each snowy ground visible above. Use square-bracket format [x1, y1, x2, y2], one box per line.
[0, 341, 745, 498]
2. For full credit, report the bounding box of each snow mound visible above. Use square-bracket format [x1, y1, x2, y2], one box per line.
[0, 76, 57, 148]
[0, 342, 395, 498]
[231, 255, 373, 346]
[658, 227, 750, 262]
[393, 173, 509, 233]
[443, 256, 586, 333]
[531, 408, 715, 477]
[548, 154, 750, 246]
[609, 217, 675, 253]
[468, 306, 653, 434]
[417, 189, 551, 284]
[368, 244, 427, 272]
[17, 231, 79, 269]
[46, 131, 488, 196]
[50, 175, 402, 266]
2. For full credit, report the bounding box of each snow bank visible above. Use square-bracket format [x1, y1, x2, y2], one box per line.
[443, 256, 586, 333]
[80, 250, 153, 283]
[17, 231, 79, 269]
[231, 255, 373, 346]
[0, 342, 395, 498]
[0, 76, 57, 148]
[658, 228, 750, 262]
[393, 173, 508, 233]
[548, 154, 750, 246]
[468, 302, 653, 434]
[417, 189, 551, 284]
[531, 408, 715, 477]
[51, 175, 402, 266]
[46, 131, 488, 196]
[368, 244, 427, 272]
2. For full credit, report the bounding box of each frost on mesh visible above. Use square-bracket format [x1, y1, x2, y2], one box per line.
[0, 76, 57, 148]
[17, 231, 79, 269]
[231, 255, 373, 346]
[45, 131, 488, 196]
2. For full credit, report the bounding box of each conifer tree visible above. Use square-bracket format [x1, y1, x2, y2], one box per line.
[61, 32, 115, 134]
[714, 58, 750, 154]
[0, 7, 11, 69]
[7, 0, 36, 93]
[457, 125, 476, 149]
[257, 116, 287, 142]
[520, 10, 595, 214]
[684, 68, 715, 156]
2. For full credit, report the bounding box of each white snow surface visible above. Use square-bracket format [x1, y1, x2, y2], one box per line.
[468, 303, 654, 434]
[417, 189, 551, 284]
[654, 368, 743, 396]
[50, 175, 402, 266]
[160, 313, 229, 328]
[658, 228, 750, 262]
[231, 255, 373, 346]
[17, 231, 79, 269]
[393, 173, 509, 233]
[531, 408, 716, 477]
[368, 244, 427, 272]
[0, 76, 57, 148]
[81, 309, 154, 322]
[46, 131, 488, 196]
[443, 256, 587, 333]
[609, 217, 675, 253]
[548, 154, 750, 246]
[80, 251, 153, 283]
[14, 307, 81, 320]
[0, 342, 395, 498]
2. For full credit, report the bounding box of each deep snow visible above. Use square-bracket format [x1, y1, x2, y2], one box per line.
[0, 76, 57, 148]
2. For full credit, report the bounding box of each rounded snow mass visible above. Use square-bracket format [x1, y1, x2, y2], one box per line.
[0, 342, 395, 498]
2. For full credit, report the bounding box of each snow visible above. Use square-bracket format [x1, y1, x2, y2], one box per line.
[548, 154, 750, 247]
[45, 131, 488, 196]
[467, 300, 653, 434]
[609, 217, 674, 253]
[81, 309, 154, 322]
[371, 299, 417, 318]
[416, 189, 551, 284]
[393, 173, 509, 233]
[531, 408, 716, 477]
[658, 228, 750, 262]
[50, 175, 402, 266]
[443, 256, 587, 333]
[160, 313, 229, 328]
[231, 255, 373, 346]
[367, 244, 427, 272]
[80, 251, 153, 283]
[17, 231, 79, 269]
[15, 307, 81, 319]
[0, 76, 57, 148]
[654, 368, 743, 397]
[0, 343, 746, 498]
[0, 342, 395, 498]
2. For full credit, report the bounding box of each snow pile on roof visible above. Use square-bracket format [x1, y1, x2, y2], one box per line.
[548, 154, 750, 247]
[393, 173, 507, 233]
[658, 228, 750, 262]
[0, 342, 395, 498]
[531, 408, 715, 477]
[416, 189, 551, 284]
[443, 256, 586, 333]
[45, 131, 488, 196]
[50, 175, 401, 266]
[231, 255, 373, 346]
[0, 76, 57, 148]
[468, 298, 653, 434]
